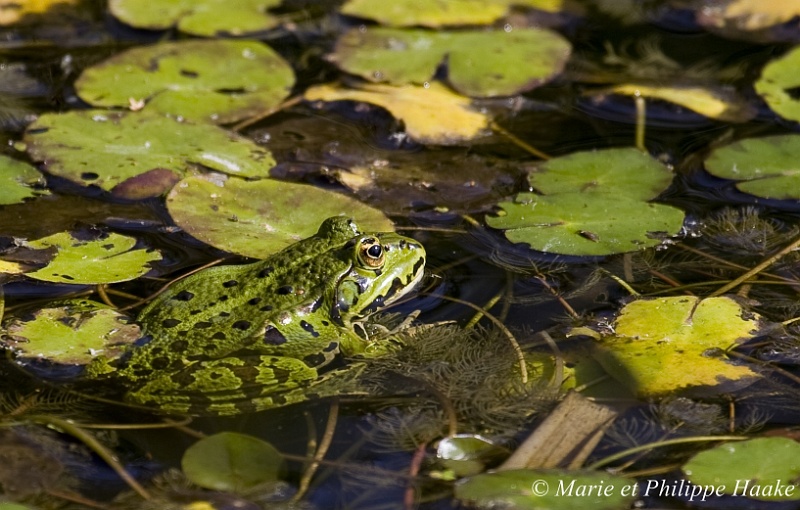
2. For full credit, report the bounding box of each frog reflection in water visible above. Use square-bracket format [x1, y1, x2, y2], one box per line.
[87, 217, 426, 415]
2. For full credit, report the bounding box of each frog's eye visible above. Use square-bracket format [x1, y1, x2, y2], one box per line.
[359, 239, 385, 268]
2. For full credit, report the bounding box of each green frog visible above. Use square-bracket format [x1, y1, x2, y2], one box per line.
[86, 217, 426, 415]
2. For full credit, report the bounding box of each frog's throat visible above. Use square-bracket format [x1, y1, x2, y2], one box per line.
[354, 262, 425, 319]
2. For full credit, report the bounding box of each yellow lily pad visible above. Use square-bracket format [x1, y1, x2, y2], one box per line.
[591, 83, 756, 123]
[0, 0, 77, 25]
[304, 82, 490, 145]
[593, 296, 761, 397]
[697, 0, 800, 31]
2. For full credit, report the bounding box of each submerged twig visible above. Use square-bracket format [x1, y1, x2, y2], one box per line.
[29, 415, 151, 500]
[587, 435, 747, 471]
[293, 399, 339, 502]
[435, 294, 527, 384]
[635, 94, 646, 151]
[490, 121, 551, 159]
[710, 233, 800, 297]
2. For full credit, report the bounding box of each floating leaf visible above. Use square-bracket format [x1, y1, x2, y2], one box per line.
[528, 148, 674, 199]
[697, 0, 800, 32]
[167, 174, 394, 258]
[75, 40, 294, 124]
[684, 437, 800, 501]
[593, 296, 761, 397]
[437, 435, 509, 477]
[330, 27, 571, 97]
[341, 0, 565, 27]
[2, 300, 140, 366]
[756, 47, 800, 123]
[0, 260, 27, 275]
[304, 82, 490, 144]
[0, 0, 77, 25]
[109, 0, 282, 36]
[24, 110, 275, 199]
[182, 432, 285, 492]
[455, 469, 634, 510]
[0, 155, 48, 205]
[704, 135, 800, 200]
[487, 193, 684, 256]
[24, 232, 161, 284]
[590, 83, 756, 122]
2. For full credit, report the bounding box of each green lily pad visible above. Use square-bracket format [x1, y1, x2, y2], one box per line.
[757, 47, 800, 122]
[486, 193, 684, 256]
[341, 0, 565, 27]
[24, 231, 161, 284]
[0, 155, 48, 205]
[684, 437, 800, 501]
[593, 296, 761, 398]
[437, 435, 509, 477]
[2, 300, 140, 365]
[182, 432, 285, 492]
[330, 27, 571, 97]
[529, 148, 674, 199]
[455, 469, 634, 510]
[704, 134, 800, 199]
[24, 110, 275, 199]
[109, 0, 282, 37]
[75, 40, 294, 124]
[304, 82, 490, 144]
[166, 174, 394, 258]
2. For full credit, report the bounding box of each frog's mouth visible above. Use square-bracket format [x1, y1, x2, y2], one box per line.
[362, 258, 426, 313]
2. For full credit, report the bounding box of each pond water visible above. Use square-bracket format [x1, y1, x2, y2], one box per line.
[2, 1, 800, 509]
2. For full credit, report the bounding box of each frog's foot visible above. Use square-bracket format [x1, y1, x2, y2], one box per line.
[358, 310, 422, 341]
[124, 355, 365, 416]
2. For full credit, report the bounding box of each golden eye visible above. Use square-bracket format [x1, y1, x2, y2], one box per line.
[360, 239, 385, 268]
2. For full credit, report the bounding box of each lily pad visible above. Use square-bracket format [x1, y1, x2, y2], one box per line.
[592, 296, 761, 397]
[166, 174, 394, 258]
[109, 0, 282, 37]
[697, 0, 800, 32]
[437, 435, 509, 477]
[683, 437, 800, 501]
[75, 40, 294, 124]
[24, 110, 275, 199]
[0, 0, 77, 25]
[24, 231, 161, 284]
[0, 155, 48, 205]
[455, 469, 634, 510]
[756, 47, 800, 123]
[589, 84, 756, 123]
[486, 193, 684, 256]
[704, 135, 800, 200]
[528, 148, 674, 199]
[304, 82, 490, 144]
[330, 27, 571, 97]
[182, 432, 285, 492]
[341, 0, 565, 27]
[2, 300, 140, 366]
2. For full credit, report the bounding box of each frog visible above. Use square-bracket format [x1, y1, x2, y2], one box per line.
[85, 217, 426, 416]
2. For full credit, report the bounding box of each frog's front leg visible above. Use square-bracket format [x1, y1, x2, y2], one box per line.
[124, 355, 320, 415]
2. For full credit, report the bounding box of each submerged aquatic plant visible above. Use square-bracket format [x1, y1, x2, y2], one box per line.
[363, 322, 559, 439]
[701, 206, 799, 258]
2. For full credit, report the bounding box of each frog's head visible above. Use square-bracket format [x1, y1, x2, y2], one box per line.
[332, 230, 426, 325]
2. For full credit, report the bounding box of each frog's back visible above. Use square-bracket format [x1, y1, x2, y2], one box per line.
[135, 218, 358, 362]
